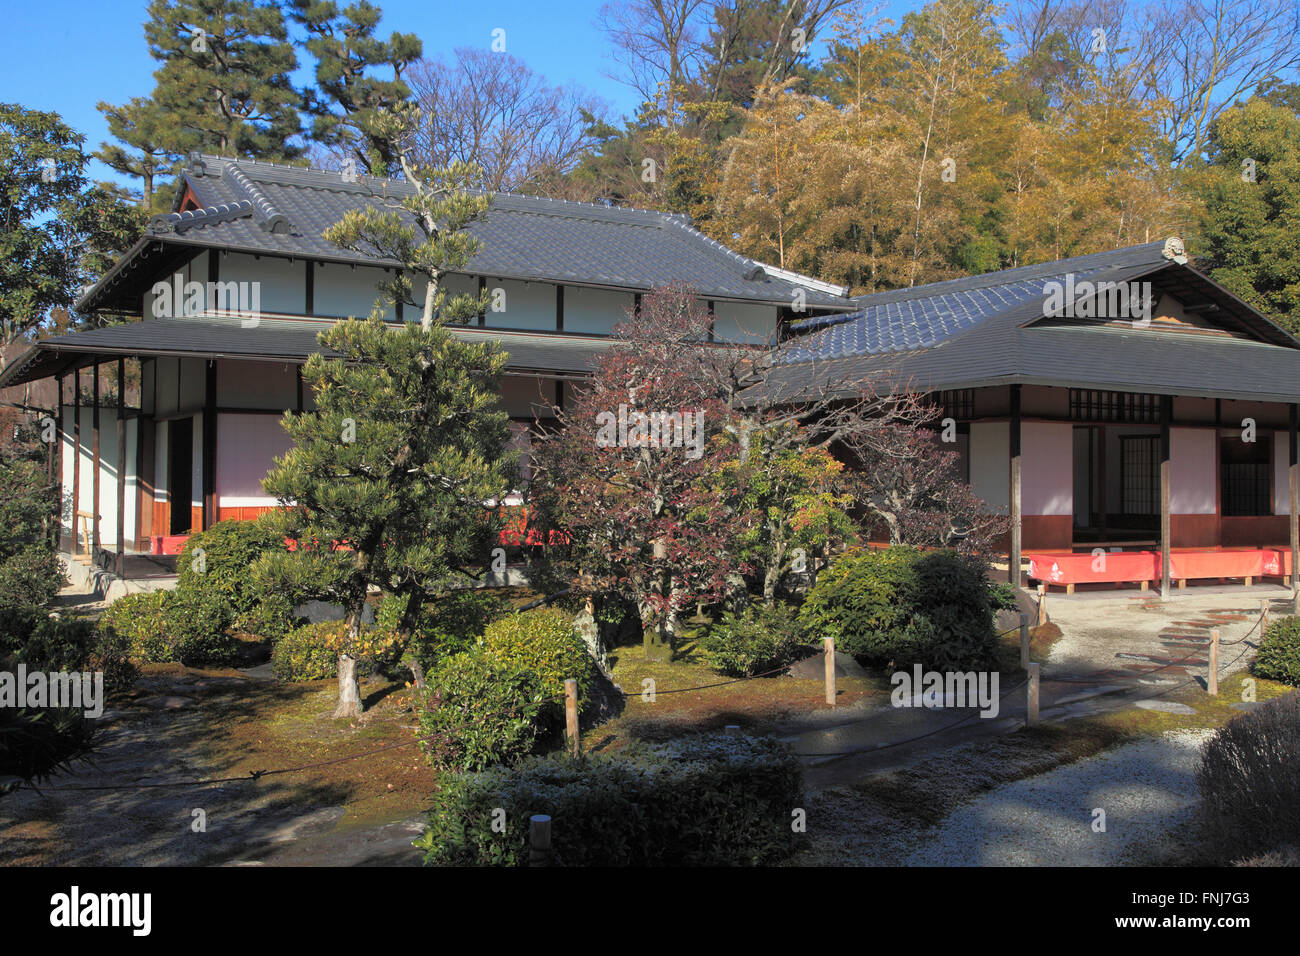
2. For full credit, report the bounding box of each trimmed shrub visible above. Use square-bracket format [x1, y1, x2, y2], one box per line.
[481, 608, 595, 703]
[178, 520, 296, 639]
[161, 589, 237, 667]
[700, 602, 810, 677]
[0, 544, 66, 612]
[417, 734, 803, 866]
[99, 589, 236, 667]
[99, 591, 171, 662]
[271, 620, 404, 682]
[1197, 692, 1300, 862]
[1, 609, 137, 697]
[1254, 616, 1300, 686]
[418, 651, 547, 772]
[798, 546, 998, 670]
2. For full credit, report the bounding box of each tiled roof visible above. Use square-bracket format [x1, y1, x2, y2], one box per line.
[762, 240, 1300, 404]
[79, 155, 853, 312]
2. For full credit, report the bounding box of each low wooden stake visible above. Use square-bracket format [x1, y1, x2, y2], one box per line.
[1019, 612, 1030, 670]
[1027, 663, 1040, 726]
[1208, 629, 1219, 697]
[1036, 584, 1047, 626]
[824, 636, 836, 707]
[1261, 599, 1269, 633]
[528, 814, 552, 867]
[564, 679, 579, 757]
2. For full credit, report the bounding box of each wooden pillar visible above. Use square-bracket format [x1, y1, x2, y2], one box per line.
[115, 358, 126, 577]
[1096, 425, 1108, 539]
[202, 360, 217, 530]
[53, 374, 64, 549]
[92, 362, 101, 556]
[1290, 404, 1298, 614]
[1160, 395, 1172, 598]
[72, 368, 80, 553]
[1009, 384, 1022, 586]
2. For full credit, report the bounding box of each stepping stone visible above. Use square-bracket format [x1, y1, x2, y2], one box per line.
[135, 695, 196, 710]
[1134, 700, 1196, 715]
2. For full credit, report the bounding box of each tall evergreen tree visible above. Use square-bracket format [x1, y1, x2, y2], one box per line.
[290, 0, 422, 176]
[94, 98, 174, 212]
[142, 0, 305, 161]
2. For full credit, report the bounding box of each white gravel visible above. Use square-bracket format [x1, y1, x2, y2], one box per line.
[902, 729, 1213, 866]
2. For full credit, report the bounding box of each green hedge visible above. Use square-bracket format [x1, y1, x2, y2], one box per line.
[481, 608, 595, 705]
[0, 544, 66, 612]
[271, 620, 404, 682]
[417, 734, 804, 866]
[798, 546, 998, 670]
[376, 588, 508, 673]
[1254, 617, 1300, 686]
[99, 589, 237, 667]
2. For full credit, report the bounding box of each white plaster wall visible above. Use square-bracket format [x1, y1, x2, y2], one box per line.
[485, 278, 556, 331]
[565, 286, 635, 335]
[1171, 427, 1217, 514]
[969, 421, 1009, 512]
[219, 252, 304, 315]
[143, 251, 206, 318]
[1022, 422, 1073, 516]
[216, 413, 295, 506]
[315, 261, 396, 320]
[713, 301, 776, 345]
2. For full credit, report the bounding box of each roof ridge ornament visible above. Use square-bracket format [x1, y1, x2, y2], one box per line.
[222, 161, 294, 234]
[1162, 236, 1188, 264]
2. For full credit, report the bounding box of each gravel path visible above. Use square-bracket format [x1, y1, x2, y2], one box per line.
[902, 729, 1212, 866]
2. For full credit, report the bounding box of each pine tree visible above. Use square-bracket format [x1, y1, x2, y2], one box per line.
[141, 0, 305, 161]
[94, 98, 173, 212]
[290, 0, 422, 176]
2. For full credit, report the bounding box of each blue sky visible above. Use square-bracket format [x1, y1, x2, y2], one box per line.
[0, 0, 918, 190]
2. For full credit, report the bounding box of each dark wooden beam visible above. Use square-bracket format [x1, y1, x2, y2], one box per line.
[53, 374, 64, 549]
[556, 285, 564, 332]
[202, 360, 217, 530]
[116, 357, 126, 576]
[72, 369, 80, 554]
[1009, 384, 1021, 586]
[305, 260, 314, 316]
[478, 277, 486, 327]
[1291, 404, 1298, 613]
[92, 362, 101, 555]
[1160, 395, 1172, 598]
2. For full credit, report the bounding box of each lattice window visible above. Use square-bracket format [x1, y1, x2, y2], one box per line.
[1120, 436, 1159, 516]
[1069, 389, 1159, 423]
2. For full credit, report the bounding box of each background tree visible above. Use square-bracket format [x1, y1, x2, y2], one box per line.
[407, 49, 608, 193]
[0, 104, 145, 348]
[94, 99, 174, 212]
[291, 0, 422, 176]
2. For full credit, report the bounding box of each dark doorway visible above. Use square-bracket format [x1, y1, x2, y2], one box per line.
[168, 417, 193, 534]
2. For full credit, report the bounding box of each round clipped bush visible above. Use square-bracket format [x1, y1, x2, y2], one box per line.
[700, 602, 810, 677]
[0, 544, 66, 612]
[1254, 616, 1300, 686]
[271, 620, 404, 682]
[272, 621, 344, 681]
[177, 520, 295, 639]
[161, 589, 237, 667]
[99, 591, 172, 663]
[798, 546, 998, 671]
[481, 608, 596, 702]
[419, 651, 546, 772]
[1197, 692, 1300, 862]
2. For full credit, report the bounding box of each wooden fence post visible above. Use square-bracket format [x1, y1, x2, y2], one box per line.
[564, 679, 579, 757]
[1027, 663, 1040, 726]
[1261, 599, 1269, 634]
[1208, 629, 1219, 697]
[824, 636, 836, 707]
[1036, 584, 1047, 626]
[1019, 613, 1030, 670]
[528, 814, 552, 867]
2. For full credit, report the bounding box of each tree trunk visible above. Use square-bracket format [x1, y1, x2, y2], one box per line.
[334, 653, 362, 718]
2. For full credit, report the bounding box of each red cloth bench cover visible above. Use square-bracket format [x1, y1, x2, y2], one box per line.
[1027, 551, 1159, 584]
[1167, 550, 1267, 581]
